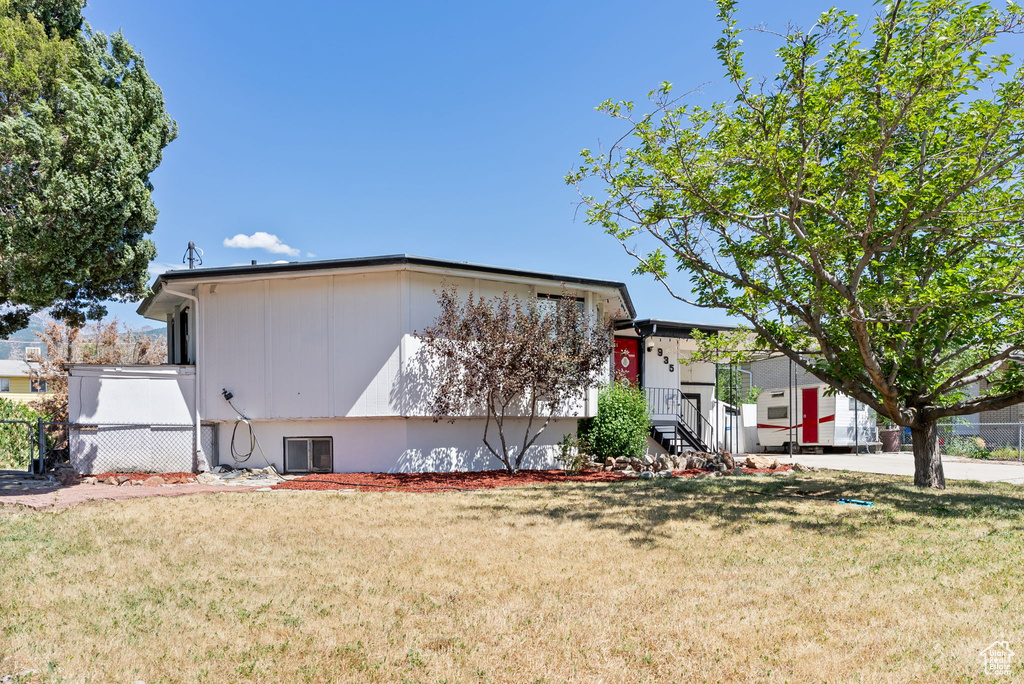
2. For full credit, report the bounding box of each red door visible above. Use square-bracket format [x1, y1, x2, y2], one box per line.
[614, 338, 639, 384]
[802, 387, 819, 444]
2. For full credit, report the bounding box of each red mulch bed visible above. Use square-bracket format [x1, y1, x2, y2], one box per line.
[272, 470, 626, 492]
[91, 472, 198, 484]
[271, 465, 795, 492]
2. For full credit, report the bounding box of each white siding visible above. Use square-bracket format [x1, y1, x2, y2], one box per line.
[642, 336, 717, 433]
[200, 272, 405, 420]
[269, 277, 331, 418]
[201, 280, 268, 420]
[332, 272, 403, 417]
[68, 365, 195, 425]
[214, 416, 576, 473]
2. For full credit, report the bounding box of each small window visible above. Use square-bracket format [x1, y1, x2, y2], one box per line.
[770, 391, 785, 398]
[767, 406, 788, 420]
[30, 379, 46, 393]
[0, 379, 9, 392]
[283, 437, 332, 473]
[536, 293, 585, 317]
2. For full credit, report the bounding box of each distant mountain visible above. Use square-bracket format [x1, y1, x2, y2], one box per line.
[0, 313, 166, 360]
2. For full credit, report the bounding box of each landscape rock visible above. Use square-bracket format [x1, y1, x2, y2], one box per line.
[639, 471, 655, 479]
[792, 463, 818, 473]
[744, 455, 781, 470]
[81, 476, 98, 485]
[623, 471, 640, 479]
[643, 454, 655, 466]
[721, 451, 735, 470]
[605, 458, 615, 467]
[731, 467, 745, 476]
[197, 472, 220, 484]
[711, 463, 728, 473]
[656, 470, 674, 478]
[142, 475, 166, 486]
[54, 468, 79, 486]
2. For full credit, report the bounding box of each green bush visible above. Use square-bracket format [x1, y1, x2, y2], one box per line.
[943, 435, 989, 459]
[556, 433, 588, 474]
[0, 397, 40, 470]
[990, 447, 1021, 460]
[578, 381, 650, 462]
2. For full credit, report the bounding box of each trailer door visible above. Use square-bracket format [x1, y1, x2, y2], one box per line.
[802, 387, 819, 443]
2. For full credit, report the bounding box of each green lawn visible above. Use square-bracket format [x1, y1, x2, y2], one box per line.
[1, 472, 1022, 682]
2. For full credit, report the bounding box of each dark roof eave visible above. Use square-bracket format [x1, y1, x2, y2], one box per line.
[620, 318, 740, 339]
[139, 254, 636, 319]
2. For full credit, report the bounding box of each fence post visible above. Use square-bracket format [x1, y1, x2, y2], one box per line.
[36, 417, 46, 475]
[1018, 425, 1021, 461]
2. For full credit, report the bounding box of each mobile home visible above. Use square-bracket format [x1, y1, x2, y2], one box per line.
[756, 384, 877, 452]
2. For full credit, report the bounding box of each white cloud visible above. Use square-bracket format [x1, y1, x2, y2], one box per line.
[305, 252, 317, 258]
[222, 231, 300, 257]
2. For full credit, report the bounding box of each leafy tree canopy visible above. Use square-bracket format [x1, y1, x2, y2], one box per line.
[0, 0, 176, 337]
[570, 0, 1024, 487]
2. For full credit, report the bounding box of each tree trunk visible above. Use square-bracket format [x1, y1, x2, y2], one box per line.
[911, 421, 945, 489]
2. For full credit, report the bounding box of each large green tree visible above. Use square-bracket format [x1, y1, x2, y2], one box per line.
[570, 0, 1024, 488]
[0, 0, 176, 337]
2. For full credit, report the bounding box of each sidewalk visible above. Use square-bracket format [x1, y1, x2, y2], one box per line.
[777, 451, 1024, 484]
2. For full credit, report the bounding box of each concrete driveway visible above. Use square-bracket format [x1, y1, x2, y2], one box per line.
[777, 452, 1024, 484]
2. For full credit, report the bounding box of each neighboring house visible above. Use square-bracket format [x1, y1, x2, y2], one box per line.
[68, 255, 636, 474]
[0, 359, 48, 405]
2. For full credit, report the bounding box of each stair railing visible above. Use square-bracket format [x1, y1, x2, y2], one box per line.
[646, 387, 715, 451]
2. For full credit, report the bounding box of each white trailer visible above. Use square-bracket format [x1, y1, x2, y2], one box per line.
[756, 384, 878, 451]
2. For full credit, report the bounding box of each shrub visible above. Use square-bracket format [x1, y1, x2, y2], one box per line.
[556, 433, 588, 474]
[578, 381, 650, 462]
[943, 435, 989, 459]
[990, 447, 1020, 461]
[0, 398, 41, 470]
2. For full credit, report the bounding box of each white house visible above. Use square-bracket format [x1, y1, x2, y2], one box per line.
[68, 255, 637, 474]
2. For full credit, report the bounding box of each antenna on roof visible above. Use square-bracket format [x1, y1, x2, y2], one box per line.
[183, 241, 204, 269]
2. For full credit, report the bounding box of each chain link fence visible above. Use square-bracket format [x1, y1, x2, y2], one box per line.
[898, 422, 1024, 460]
[42, 422, 197, 474]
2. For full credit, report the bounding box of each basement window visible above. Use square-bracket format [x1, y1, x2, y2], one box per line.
[766, 406, 788, 420]
[284, 437, 332, 473]
[0, 379, 8, 392]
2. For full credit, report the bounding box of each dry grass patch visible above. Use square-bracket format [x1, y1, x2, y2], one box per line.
[1, 472, 1022, 682]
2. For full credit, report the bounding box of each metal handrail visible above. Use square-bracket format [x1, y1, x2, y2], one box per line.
[646, 387, 714, 449]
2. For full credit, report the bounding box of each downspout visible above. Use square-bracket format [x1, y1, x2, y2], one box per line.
[162, 286, 201, 471]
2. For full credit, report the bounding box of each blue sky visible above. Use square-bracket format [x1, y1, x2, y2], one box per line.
[79, 0, 962, 327]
